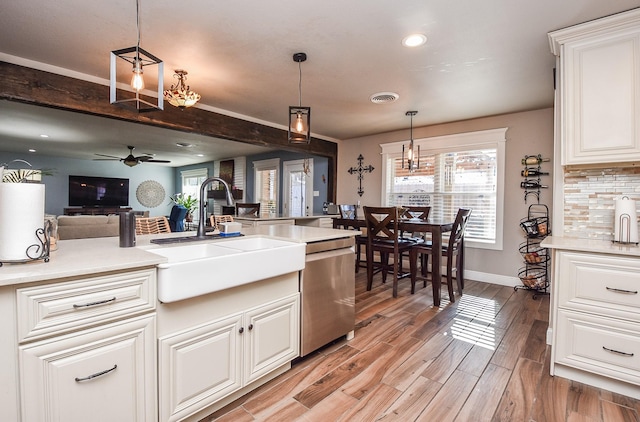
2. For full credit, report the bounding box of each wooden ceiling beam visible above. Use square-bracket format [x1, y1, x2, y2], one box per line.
[0, 61, 337, 201]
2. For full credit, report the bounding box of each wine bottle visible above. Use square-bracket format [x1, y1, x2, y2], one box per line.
[521, 156, 550, 165]
[521, 168, 550, 177]
[520, 180, 548, 189]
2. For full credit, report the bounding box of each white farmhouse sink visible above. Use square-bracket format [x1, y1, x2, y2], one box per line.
[148, 236, 305, 303]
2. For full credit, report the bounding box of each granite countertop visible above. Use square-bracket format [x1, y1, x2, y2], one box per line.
[541, 236, 640, 257]
[0, 225, 357, 287]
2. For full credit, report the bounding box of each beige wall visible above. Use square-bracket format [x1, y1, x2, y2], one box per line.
[336, 108, 554, 284]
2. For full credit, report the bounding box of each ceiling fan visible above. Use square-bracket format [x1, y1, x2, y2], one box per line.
[94, 145, 171, 167]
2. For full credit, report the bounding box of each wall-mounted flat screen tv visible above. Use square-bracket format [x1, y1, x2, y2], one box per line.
[68, 175, 130, 207]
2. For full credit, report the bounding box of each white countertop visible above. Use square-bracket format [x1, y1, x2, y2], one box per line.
[0, 236, 166, 287]
[245, 224, 358, 243]
[0, 225, 357, 287]
[541, 236, 640, 257]
[234, 214, 338, 222]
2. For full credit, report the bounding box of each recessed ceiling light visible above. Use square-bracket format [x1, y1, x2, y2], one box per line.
[28, 149, 36, 153]
[39, 134, 49, 138]
[402, 33, 427, 47]
[196, 154, 204, 157]
[176, 142, 194, 148]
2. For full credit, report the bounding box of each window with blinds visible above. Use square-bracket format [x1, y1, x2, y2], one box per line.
[381, 128, 506, 250]
[253, 158, 280, 216]
[181, 168, 208, 200]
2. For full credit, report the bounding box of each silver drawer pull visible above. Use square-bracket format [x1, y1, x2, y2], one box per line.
[75, 364, 117, 382]
[73, 297, 116, 309]
[606, 287, 638, 295]
[602, 346, 634, 357]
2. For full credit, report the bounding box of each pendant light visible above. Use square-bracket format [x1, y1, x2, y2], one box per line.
[110, 0, 164, 112]
[402, 111, 419, 172]
[164, 70, 201, 109]
[288, 52, 311, 144]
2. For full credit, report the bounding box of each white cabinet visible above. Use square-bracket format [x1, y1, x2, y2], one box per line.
[549, 9, 640, 165]
[19, 314, 156, 422]
[243, 295, 299, 384]
[158, 294, 299, 422]
[13, 269, 157, 422]
[551, 250, 640, 398]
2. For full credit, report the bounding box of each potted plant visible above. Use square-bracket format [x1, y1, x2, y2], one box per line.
[169, 193, 199, 222]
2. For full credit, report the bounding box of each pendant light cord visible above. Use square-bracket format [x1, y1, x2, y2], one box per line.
[135, 0, 141, 51]
[298, 60, 303, 107]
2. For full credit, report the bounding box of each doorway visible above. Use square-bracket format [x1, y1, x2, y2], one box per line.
[283, 159, 313, 217]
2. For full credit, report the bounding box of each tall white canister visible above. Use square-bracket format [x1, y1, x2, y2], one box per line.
[0, 183, 46, 261]
[613, 196, 639, 243]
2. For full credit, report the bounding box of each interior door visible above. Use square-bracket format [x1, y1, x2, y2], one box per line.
[283, 159, 313, 217]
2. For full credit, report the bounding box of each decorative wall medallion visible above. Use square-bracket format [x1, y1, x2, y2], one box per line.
[136, 180, 165, 208]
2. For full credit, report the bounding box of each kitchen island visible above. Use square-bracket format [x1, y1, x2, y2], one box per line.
[542, 236, 640, 399]
[0, 224, 357, 422]
[234, 213, 338, 229]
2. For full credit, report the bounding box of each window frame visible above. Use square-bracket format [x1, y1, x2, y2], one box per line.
[253, 158, 280, 216]
[180, 168, 208, 198]
[380, 127, 507, 250]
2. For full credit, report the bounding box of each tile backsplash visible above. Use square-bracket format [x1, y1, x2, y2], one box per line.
[564, 166, 640, 240]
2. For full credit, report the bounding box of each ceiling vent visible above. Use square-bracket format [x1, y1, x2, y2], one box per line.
[370, 92, 400, 104]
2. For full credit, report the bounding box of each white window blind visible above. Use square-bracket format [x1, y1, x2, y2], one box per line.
[381, 128, 506, 250]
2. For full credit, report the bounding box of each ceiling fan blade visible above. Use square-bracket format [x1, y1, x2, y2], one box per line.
[94, 153, 122, 159]
[145, 159, 171, 163]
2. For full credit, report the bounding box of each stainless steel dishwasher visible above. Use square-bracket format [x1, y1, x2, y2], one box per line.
[300, 236, 356, 356]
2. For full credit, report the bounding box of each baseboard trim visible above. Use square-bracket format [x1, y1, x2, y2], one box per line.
[464, 269, 520, 287]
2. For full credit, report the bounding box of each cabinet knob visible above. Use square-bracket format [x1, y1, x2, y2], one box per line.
[248, 324, 254, 331]
[239, 327, 244, 334]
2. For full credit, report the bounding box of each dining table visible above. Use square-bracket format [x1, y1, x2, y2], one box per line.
[332, 216, 458, 306]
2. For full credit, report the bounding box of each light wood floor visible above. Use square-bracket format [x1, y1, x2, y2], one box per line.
[203, 271, 640, 422]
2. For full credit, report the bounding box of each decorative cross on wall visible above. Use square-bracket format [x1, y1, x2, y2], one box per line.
[347, 154, 374, 197]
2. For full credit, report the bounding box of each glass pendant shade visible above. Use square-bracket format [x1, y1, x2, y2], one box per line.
[288, 106, 311, 144]
[164, 70, 201, 108]
[131, 58, 145, 91]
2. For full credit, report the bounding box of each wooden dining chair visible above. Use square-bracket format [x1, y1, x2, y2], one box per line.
[399, 205, 431, 270]
[409, 208, 472, 302]
[236, 203, 261, 217]
[209, 214, 235, 230]
[363, 206, 418, 298]
[135, 216, 172, 235]
[337, 204, 367, 272]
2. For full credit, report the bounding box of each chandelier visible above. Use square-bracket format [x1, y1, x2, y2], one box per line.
[164, 70, 201, 109]
[110, 0, 164, 112]
[288, 52, 311, 144]
[402, 111, 419, 172]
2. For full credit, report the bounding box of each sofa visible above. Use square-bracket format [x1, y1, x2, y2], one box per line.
[57, 215, 120, 240]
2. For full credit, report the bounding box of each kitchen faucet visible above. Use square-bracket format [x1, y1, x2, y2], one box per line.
[197, 177, 235, 238]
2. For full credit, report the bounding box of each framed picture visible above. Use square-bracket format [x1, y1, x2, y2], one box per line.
[219, 159, 234, 185]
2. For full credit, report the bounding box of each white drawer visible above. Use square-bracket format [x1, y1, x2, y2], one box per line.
[555, 309, 640, 386]
[17, 269, 156, 343]
[558, 251, 640, 321]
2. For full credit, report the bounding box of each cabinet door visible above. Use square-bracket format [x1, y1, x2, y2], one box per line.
[158, 314, 243, 422]
[559, 23, 640, 164]
[244, 294, 299, 384]
[19, 314, 156, 422]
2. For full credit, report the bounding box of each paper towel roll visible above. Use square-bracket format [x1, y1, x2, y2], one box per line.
[0, 183, 45, 261]
[614, 196, 639, 243]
